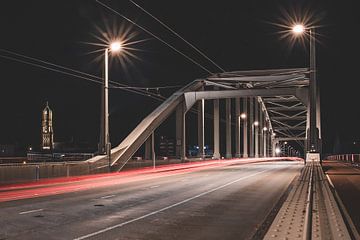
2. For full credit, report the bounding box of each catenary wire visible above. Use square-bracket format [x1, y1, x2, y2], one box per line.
[128, 0, 225, 72]
[96, 0, 214, 75]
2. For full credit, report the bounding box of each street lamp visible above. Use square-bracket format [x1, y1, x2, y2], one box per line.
[291, 23, 320, 155]
[103, 41, 122, 163]
[262, 127, 268, 157]
[240, 113, 247, 120]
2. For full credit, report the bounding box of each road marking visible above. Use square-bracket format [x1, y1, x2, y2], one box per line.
[101, 195, 116, 199]
[149, 185, 159, 189]
[326, 174, 335, 188]
[73, 167, 274, 240]
[19, 209, 43, 215]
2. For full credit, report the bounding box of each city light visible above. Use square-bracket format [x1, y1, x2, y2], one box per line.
[275, 147, 281, 154]
[253, 121, 259, 126]
[110, 41, 122, 52]
[240, 113, 247, 119]
[263, 127, 268, 131]
[292, 24, 305, 34]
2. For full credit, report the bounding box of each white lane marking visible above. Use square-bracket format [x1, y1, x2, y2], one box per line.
[19, 209, 43, 215]
[326, 174, 335, 188]
[149, 185, 159, 189]
[73, 167, 273, 240]
[101, 195, 116, 199]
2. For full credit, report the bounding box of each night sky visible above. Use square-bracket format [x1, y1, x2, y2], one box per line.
[0, 0, 359, 155]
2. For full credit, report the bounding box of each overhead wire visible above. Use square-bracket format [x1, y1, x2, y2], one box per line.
[0, 49, 180, 95]
[96, 0, 214, 75]
[0, 50, 178, 101]
[127, 0, 225, 73]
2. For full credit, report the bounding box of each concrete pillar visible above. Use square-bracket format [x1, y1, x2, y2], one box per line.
[197, 99, 205, 159]
[151, 132, 156, 166]
[145, 136, 152, 160]
[145, 132, 156, 161]
[213, 98, 220, 159]
[263, 123, 267, 157]
[226, 99, 232, 159]
[176, 103, 186, 160]
[249, 98, 254, 157]
[272, 138, 279, 157]
[255, 98, 259, 158]
[259, 106, 263, 157]
[242, 98, 248, 157]
[235, 98, 241, 158]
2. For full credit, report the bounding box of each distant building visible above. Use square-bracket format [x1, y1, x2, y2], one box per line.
[41, 102, 54, 151]
[158, 136, 175, 157]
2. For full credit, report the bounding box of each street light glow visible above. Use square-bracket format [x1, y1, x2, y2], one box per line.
[275, 147, 281, 154]
[110, 41, 122, 52]
[292, 24, 305, 34]
[240, 113, 247, 119]
[263, 127, 268, 131]
[253, 121, 259, 126]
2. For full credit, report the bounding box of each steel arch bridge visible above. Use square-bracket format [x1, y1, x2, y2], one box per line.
[89, 67, 321, 171]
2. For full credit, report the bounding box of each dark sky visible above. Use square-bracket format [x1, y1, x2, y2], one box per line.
[0, 0, 359, 154]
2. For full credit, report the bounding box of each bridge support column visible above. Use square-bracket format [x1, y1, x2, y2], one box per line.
[259, 104, 263, 157]
[235, 97, 241, 158]
[145, 135, 151, 160]
[249, 98, 254, 157]
[197, 99, 205, 159]
[176, 103, 186, 161]
[263, 124, 267, 158]
[213, 98, 220, 159]
[255, 98, 259, 158]
[144, 131, 155, 161]
[242, 97, 248, 157]
[225, 99, 232, 159]
[272, 138, 279, 157]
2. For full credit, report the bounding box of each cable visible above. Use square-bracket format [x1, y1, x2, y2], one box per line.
[0, 49, 182, 101]
[128, 0, 225, 73]
[0, 53, 167, 101]
[0, 49, 180, 91]
[96, 0, 214, 75]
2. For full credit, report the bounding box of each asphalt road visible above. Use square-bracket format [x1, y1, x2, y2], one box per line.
[0, 160, 302, 240]
[323, 160, 360, 234]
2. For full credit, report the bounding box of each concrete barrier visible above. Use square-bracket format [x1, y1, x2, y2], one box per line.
[0, 161, 109, 185]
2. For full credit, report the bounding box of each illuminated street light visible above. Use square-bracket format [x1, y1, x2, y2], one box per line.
[292, 24, 305, 34]
[253, 121, 259, 126]
[110, 41, 122, 52]
[103, 41, 123, 165]
[240, 113, 247, 119]
[263, 127, 268, 131]
[290, 22, 319, 155]
[275, 147, 281, 155]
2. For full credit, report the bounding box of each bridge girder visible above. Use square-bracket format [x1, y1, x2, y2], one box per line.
[87, 67, 321, 170]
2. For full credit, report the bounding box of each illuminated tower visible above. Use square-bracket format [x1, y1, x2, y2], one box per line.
[41, 102, 54, 151]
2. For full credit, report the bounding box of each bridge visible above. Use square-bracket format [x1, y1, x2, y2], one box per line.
[1, 3, 359, 239]
[93, 67, 320, 171]
[2, 66, 359, 239]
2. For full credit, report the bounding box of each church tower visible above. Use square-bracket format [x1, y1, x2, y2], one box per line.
[41, 102, 54, 151]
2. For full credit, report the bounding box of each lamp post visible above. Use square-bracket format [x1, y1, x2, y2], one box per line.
[103, 41, 122, 165]
[253, 121, 259, 157]
[292, 24, 320, 156]
[262, 126, 268, 157]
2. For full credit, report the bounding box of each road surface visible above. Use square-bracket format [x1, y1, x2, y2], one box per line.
[0, 160, 302, 240]
[323, 160, 360, 234]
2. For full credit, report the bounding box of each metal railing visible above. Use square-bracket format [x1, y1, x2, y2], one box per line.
[326, 154, 360, 165]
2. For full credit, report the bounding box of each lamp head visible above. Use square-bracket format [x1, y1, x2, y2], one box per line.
[292, 24, 305, 35]
[110, 41, 122, 52]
